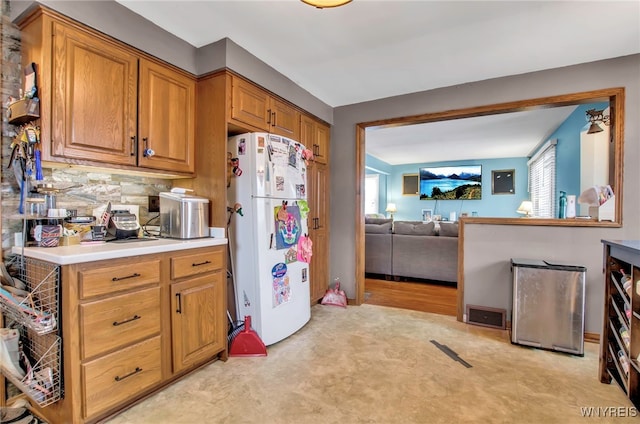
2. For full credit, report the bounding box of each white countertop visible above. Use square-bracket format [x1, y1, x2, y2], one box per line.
[11, 237, 228, 265]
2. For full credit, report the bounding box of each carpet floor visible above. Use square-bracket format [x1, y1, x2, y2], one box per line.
[105, 304, 631, 424]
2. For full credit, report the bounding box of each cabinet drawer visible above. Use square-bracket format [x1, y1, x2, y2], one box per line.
[82, 335, 162, 419]
[78, 259, 160, 299]
[80, 286, 161, 359]
[171, 249, 223, 280]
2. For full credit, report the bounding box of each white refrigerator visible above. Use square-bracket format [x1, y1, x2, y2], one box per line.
[227, 132, 311, 346]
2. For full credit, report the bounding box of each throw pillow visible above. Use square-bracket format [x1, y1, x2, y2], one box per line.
[393, 221, 436, 236]
[439, 222, 459, 237]
[365, 222, 392, 234]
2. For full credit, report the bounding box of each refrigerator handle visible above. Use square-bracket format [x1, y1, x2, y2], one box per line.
[176, 292, 182, 314]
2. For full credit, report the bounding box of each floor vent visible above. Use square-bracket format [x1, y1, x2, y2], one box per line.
[466, 304, 506, 330]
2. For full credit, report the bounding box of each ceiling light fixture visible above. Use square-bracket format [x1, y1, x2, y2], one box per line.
[585, 108, 610, 134]
[301, 0, 352, 9]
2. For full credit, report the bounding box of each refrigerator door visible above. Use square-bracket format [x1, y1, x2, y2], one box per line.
[263, 134, 307, 200]
[234, 196, 310, 346]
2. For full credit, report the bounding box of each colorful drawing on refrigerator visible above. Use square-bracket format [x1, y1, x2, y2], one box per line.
[297, 200, 309, 219]
[274, 205, 301, 249]
[284, 247, 297, 264]
[276, 176, 285, 191]
[296, 234, 313, 263]
[272, 262, 291, 307]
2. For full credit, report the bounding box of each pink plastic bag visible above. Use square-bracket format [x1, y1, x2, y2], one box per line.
[321, 280, 347, 308]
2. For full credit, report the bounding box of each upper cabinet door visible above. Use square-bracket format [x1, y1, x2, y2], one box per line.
[51, 22, 138, 165]
[269, 98, 300, 140]
[138, 59, 196, 174]
[230, 76, 270, 131]
[300, 115, 329, 164]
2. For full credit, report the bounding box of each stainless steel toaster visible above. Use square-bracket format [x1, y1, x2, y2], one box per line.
[159, 192, 209, 239]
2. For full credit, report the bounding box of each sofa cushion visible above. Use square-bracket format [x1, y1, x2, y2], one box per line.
[439, 222, 459, 237]
[365, 222, 392, 234]
[365, 217, 393, 225]
[393, 221, 436, 236]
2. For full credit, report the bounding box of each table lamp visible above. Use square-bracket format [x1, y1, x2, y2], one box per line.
[385, 203, 397, 220]
[516, 201, 533, 217]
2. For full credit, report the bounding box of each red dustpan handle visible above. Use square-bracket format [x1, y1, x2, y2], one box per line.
[244, 315, 252, 332]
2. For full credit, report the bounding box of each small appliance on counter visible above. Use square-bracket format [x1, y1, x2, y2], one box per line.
[107, 210, 140, 240]
[159, 190, 209, 239]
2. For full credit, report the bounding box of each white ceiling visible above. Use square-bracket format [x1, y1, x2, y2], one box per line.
[116, 0, 639, 164]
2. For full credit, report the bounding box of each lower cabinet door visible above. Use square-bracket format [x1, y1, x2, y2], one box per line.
[82, 336, 162, 419]
[171, 271, 225, 373]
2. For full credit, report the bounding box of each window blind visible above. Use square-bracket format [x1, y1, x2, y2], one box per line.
[528, 141, 556, 218]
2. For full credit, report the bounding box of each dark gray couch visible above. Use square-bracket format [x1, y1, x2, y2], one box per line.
[365, 219, 458, 283]
[364, 218, 393, 275]
[391, 221, 458, 283]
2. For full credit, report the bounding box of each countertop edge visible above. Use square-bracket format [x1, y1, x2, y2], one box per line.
[11, 238, 228, 265]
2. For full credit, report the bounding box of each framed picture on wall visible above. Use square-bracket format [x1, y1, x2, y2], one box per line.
[492, 169, 515, 195]
[402, 174, 419, 195]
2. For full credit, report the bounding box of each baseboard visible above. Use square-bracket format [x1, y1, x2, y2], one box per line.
[584, 332, 600, 344]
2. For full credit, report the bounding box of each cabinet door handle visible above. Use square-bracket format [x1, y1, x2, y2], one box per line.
[130, 136, 136, 156]
[176, 293, 182, 313]
[271, 111, 276, 127]
[267, 109, 272, 124]
[115, 367, 142, 382]
[314, 217, 319, 230]
[112, 273, 141, 282]
[192, 260, 212, 267]
[113, 315, 141, 326]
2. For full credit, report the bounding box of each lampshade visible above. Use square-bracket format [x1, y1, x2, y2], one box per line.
[587, 122, 604, 134]
[385, 203, 397, 213]
[301, 0, 352, 8]
[516, 201, 533, 217]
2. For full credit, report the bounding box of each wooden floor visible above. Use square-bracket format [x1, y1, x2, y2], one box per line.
[364, 276, 457, 316]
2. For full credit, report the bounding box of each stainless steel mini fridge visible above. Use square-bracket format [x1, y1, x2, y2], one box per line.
[511, 258, 586, 356]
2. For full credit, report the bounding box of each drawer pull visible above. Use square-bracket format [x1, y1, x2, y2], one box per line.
[114, 367, 142, 382]
[112, 315, 141, 326]
[176, 293, 182, 314]
[112, 273, 141, 282]
[192, 260, 211, 267]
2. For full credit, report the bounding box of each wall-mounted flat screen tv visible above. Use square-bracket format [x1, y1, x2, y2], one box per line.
[419, 165, 482, 200]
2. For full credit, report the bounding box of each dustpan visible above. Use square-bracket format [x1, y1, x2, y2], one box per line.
[321, 281, 347, 308]
[229, 316, 267, 357]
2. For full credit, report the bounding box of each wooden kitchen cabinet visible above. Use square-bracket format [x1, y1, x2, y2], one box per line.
[17, 245, 227, 424]
[171, 272, 225, 373]
[600, 240, 640, 408]
[308, 162, 330, 304]
[18, 6, 195, 176]
[230, 75, 300, 139]
[300, 114, 330, 165]
[170, 248, 226, 373]
[299, 113, 331, 302]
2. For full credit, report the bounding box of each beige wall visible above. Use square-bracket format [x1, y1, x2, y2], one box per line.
[331, 54, 640, 333]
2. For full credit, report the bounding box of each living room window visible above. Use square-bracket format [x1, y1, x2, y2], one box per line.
[528, 139, 557, 218]
[365, 174, 380, 215]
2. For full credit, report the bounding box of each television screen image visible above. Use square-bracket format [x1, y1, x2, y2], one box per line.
[419, 165, 482, 200]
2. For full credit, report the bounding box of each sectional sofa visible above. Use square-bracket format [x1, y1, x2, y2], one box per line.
[364, 218, 459, 283]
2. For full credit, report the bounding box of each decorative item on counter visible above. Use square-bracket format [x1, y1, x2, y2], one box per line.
[558, 191, 567, 219]
[33, 224, 62, 247]
[566, 194, 576, 218]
